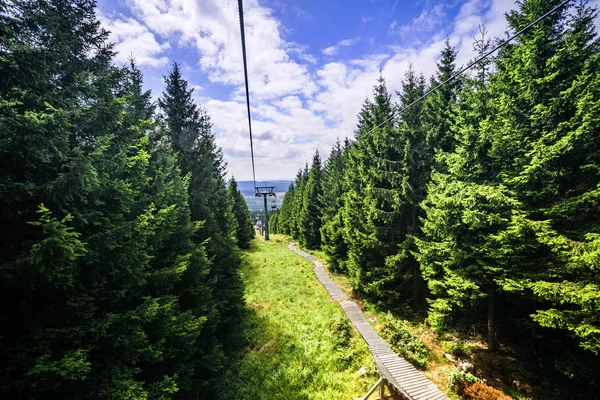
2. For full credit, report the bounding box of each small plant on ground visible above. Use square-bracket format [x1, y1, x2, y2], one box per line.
[442, 340, 473, 358]
[331, 313, 351, 349]
[448, 368, 514, 400]
[380, 313, 431, 369]
[448, 368, 480, 392]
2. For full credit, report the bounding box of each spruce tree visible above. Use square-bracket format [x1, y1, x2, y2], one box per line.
[299, 151, 324, 249]
[342, 74, 406, 302]
[290, 164, 309, 240]
[159, 62, 244, 356]
[278, 182, 295, 235]
[393, 65, 429, 306]
[229, 177, 255, 249]
[320, 140, 349, 271]
[423, 39, 461, 156]
[417, 0, 600, 359]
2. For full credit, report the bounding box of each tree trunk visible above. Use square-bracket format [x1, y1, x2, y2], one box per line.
[488, 291, 496, 351]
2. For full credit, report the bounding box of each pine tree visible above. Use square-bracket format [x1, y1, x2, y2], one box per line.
[229, 177, 255, 249]
[159, 62, 244, 357]
[278, 182, 295, 235]
[290, 164, 309, 240]
[320, 140, 349, 271]
[342, 74, 407, 302]
[298, 151, 323, 249]
[423, 39, 462, 156]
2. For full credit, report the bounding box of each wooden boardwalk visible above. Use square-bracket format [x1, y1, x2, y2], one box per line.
[288, 243, 449, 400]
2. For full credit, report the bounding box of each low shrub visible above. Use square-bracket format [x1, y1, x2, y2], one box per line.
[463, 382, 513, 400]
[448, 368, 513, 400]
[380, 314, 431, 369]
[448, 368, 480, 392]
[331, 313, 351, 349]
[442, 340, 473, 358]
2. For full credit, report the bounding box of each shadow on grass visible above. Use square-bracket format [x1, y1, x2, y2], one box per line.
[218, 307, 314, 400]
[219, 238, 375, 400]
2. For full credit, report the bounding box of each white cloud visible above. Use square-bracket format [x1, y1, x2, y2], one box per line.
[321, 37, 361, 56]
[362, 16, 374, 23]
[97, 0, 553, 180]
[125, 0, 317, 100]
[391, 3, 447, 35]
[99, 12, 170, 67]
[322, 45, 338, 56]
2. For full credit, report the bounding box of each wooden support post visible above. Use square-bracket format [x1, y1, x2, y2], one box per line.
[361, 378, 383, 400]
[379, 378, 385, 400]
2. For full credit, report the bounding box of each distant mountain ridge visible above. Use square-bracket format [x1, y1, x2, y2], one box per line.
[237, 180, 292, 210]
[237, 180, 292, 196]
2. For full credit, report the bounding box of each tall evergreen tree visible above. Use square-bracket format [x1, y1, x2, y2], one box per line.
[278, 182, 295, 235]
[423, 39, 462, 156]
[391, 65, 429, 306]
[159, 62, 245, 370]
[229, 177, 255, 249]
[491, 0, 600, 360]
[290, 164, 309, 240]
[320, 140, 349, 271]
[417, 0, 600, 360]
[342, 74, 407, 302]
[298, 151, 324, 249]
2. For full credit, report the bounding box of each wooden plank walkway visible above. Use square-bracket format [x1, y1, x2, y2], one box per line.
[288, 243, 449, 400]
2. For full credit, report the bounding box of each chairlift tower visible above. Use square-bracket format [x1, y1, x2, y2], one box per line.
[255, 186, 275, 240]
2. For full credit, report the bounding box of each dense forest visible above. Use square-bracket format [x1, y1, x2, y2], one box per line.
[273, 0, 600, 395]
[0, 0, 254, 398]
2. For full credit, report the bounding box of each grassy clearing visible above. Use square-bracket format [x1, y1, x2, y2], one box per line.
[222, 235, 376, 399]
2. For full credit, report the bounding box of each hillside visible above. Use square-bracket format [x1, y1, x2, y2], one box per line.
[237, 180, 291, 210]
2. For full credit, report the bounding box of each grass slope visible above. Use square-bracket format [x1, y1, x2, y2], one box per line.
[222, 235, 376, 399]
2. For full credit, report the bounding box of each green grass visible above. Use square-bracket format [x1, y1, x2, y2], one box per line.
[221, 235, 377, 399]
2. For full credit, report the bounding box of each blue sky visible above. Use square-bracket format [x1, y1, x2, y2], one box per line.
[97, 0, 600, 180]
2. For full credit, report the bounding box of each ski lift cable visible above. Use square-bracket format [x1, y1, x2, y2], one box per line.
[237, 0, 257, 189]
[359, 0, 571, 141]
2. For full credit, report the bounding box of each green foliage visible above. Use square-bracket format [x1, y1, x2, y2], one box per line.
[298, 151, 324, 249]
[380, 314, 431, 369]
[27, 204, 86, 289]
[448, 368, 480, 387]
[229, 177, 255, 249]
[319, 140, 349, 272]
[277, 182, 295, 235]
[342, 74, 410, 303]
[442, 341, 473, 358]
[447, 368, 481, 392]
[2, 0, 600, 396]
[331, 313, 352, 349]
[0, 2, 243, 398]
[159, 62, 245, 357]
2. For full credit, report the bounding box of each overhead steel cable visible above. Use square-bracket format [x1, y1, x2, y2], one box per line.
[237, 0, 257, 188]
[360, 0, 571, 140]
